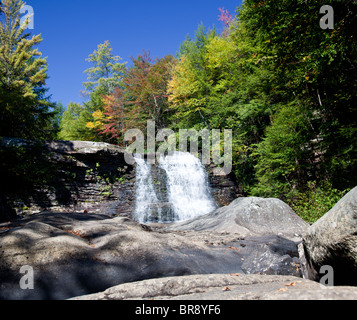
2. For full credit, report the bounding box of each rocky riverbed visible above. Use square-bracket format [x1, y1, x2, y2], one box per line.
[0, 211, 301, 300]
[1, 188, 357, 300]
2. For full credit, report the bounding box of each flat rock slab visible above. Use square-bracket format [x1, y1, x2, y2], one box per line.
[71, 274, 357, 300]
[0, 212, 302, 300]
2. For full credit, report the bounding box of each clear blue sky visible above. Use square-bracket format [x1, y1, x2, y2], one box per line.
[25, 0, 243, 107]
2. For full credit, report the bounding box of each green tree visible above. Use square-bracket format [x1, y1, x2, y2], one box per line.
[239, 0, 357, 197]
[0, 0, 54, 139]
[83, 40, 127, 112]
[252, 102, 316, 198]
[58, 102, 94, 141]
[50, 102, 65, 139]
[58, 41, 127, 141]
[168, 24, 217, 130]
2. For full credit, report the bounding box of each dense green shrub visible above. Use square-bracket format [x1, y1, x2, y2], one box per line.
[288, 181, 350, 224]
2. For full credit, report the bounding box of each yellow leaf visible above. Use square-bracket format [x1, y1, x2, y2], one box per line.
[92, 110, 104, 120]
[86, 122, 95, 129]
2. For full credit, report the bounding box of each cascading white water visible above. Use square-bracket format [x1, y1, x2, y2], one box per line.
[159, 152, 217, 221]
[134, 154, 162, 223]
[134, 152, 217, 223]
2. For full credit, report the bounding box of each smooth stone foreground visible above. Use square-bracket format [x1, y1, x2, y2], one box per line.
[71, 274, 357, 300]
[0, 211, 302, 300]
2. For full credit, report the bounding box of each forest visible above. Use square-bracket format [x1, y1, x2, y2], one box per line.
[0, 0, 356, 223]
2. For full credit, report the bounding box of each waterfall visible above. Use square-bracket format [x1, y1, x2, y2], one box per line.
[159, 152, 217, 221]
[134, 154, 162, 223]
[134, 152, 217, 223]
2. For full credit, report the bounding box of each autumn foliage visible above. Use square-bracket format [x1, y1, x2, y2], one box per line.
[218, 7, 233, 28]
[91, 52, 176, 144]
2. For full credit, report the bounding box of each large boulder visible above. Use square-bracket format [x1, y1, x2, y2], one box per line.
[169, 197, 309, 241]
[168, 197, 309, 279]
[302, 186, 357, 286]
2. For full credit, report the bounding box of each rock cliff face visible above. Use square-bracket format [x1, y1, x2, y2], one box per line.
[205, 163, 241, 207]
[1, 139, 136, 218]
[0, 138, 240, 220]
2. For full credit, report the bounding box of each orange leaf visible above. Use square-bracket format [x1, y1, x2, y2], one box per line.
[285, 282, 297, 287]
